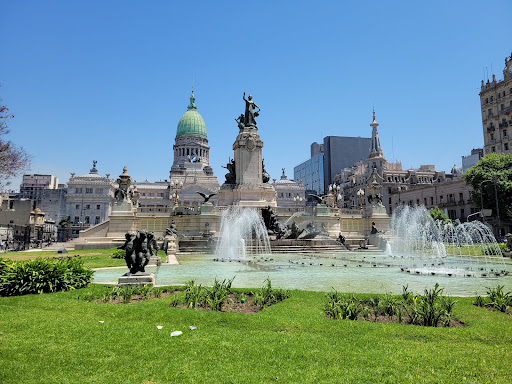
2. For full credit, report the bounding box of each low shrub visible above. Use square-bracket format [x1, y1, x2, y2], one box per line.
[0, 257, 93, 297]
[323, 291, 360, 320]
[184, 280, 204, 309]
[474, 285, 512, 313]
[253, 278, 290, 309]
[324, 284, 458, 327]
[204, 277, 234, 311]
[111, 249, 126, 259]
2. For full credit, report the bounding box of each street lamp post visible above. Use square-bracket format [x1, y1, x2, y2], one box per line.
[480, 179, 499, 223]
[293, 195, 303, 209]
[480, 179, 500, 235]
[329, 184, 341, 208]
[357, 189, 365, 209]
[170, 180, 183, 207]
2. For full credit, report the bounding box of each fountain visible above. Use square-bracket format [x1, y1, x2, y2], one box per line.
[90, 93, 511, 295]
[215, 206, 271, 260]
[388, 205, 507, 277]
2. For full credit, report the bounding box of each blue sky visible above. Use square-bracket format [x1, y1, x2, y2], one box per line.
[1, 1, 511, 188]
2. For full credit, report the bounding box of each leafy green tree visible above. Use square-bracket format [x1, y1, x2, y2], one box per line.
[430, 206, 450, 224]
[464, 153, 512, 220]
[0, 88, 31, 186]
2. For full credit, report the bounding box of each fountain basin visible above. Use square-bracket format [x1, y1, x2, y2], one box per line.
[93, 251, 512, 296]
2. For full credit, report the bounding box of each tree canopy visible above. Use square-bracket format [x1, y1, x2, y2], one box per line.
[464, 153, 512, 220]
[430, 206, 451, 225]
[0, 90, 31, 186]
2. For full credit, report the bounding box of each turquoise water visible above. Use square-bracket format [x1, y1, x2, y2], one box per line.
[93, 252, 512, 296]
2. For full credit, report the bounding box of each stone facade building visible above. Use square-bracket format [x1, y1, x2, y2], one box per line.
[273, 169, 306, 210]
[389, 179, 476, 222]
[135, 181, 170, 213]
[480, 53, 512, 155]
[19, 174, 59, 210]
[65, 162, 115, 231]
[336, 111, 453, 214]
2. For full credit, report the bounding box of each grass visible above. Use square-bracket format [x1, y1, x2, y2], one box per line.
[1, 284, 512, 383]
[0, 248, 167, 269]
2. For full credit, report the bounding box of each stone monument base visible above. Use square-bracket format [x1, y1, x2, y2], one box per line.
[118, 273, 155, 287]
[147, 255, 162, 266]
[217, 183, 276, 207]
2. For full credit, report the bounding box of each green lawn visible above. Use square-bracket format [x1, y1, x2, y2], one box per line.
[1, 285, 511, 383]
[1, 248, 166, 269]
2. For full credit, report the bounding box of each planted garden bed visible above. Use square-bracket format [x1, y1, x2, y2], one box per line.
[324, 283, 464, 327]
[81, 277, 290, 314]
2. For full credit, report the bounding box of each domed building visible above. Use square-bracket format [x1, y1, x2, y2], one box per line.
[273, 169, 306, 211]
[169, 91, 219, 207]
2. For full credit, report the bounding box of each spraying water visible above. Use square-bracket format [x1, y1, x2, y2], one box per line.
[215, 207, 271, 259]
[389, 205, 507, 276]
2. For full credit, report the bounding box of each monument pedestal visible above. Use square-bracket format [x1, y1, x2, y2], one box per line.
[118, 273, 155, 287]
[147, 255, 162, 266]
[164, 235, 180, 264]
[217, 127, 276, 207]
[217, 183, 276, 207]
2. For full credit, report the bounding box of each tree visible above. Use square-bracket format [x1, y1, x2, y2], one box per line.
[0, 88, 31, 187]
[430, 206, 450, 225]
[464, 153, 512, 220]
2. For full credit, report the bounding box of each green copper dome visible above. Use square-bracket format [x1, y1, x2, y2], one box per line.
[176, 91, 207, 139]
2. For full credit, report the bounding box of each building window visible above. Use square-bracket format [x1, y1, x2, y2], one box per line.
[504, 129, 507, 137]
[96, 188, 103, 194]
[460, 209, 464, 218]
[75, 204, 80, 210]
[459, 193, 463, 202]
[74, 216, 79, 224]
[85, 204, 90, 210]
[75, 188, 82, 193]
[490, 133, 494, 141]
[96, 204, 101, 210]
[505, 143, 509, 151]
[85, 216, 90, 224]
[85, 188, 93, 194]
[95, 216, 100, 224]
[492, 147, 496, 152]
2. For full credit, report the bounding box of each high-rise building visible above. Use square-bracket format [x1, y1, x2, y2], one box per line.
[294, 143, 324, 195]
[461, 148, 483, 173]
[322, 136, 372, 192]
[20, 174, 58, 202]
[479, 53, 512, 155]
